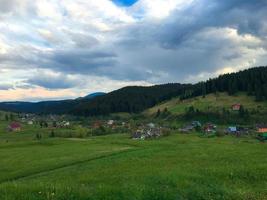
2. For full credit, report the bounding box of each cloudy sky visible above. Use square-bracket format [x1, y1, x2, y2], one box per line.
[0, 0, 267, 101]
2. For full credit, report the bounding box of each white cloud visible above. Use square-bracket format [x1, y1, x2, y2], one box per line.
[130, 0, 194, 19]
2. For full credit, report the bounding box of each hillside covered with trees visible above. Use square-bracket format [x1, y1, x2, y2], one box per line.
[180, 66, 267, 101]
[71, 84, 189, 115]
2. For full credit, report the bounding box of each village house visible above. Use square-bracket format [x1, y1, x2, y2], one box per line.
[203, 123, 216, 134]
[147, 123, 155, 128]
[62, 121, 70, 127]
[132, 125, 162, 140]
[21, 117, 27, 122]
[7, 122, 22, 132]
[27, 120, 34, 125]
[226, 126, 249, 136]
[107, 120, 114, 126]
[256, 125, 267, 141]
[132, 130, 146, 140]
[92, 121, 102, 129]
[232, 104, 241, 111]
[179, 121, 201, 133]
[227, 126, 237, 134]
[257, 126, 267, 133]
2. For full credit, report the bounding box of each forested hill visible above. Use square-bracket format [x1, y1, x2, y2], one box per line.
[0, 84, 189, 115]
[72, 66, 267, 116]
[71, 84, 189, 116]
[180, 66, 267, 101]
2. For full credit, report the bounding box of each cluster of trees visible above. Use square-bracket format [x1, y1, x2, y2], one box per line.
[2, 113, 15, 121]
[180, 66, 267, 101]
[156, 108, 171, 118]
[71, 84, 189, 116]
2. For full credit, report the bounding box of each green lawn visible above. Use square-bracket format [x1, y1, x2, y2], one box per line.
[0, 128, 266, 200]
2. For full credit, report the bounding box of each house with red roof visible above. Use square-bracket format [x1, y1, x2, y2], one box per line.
[257, 125, 267, 141]
[232, 104, 241, 111]
[7, 122, 22, 132]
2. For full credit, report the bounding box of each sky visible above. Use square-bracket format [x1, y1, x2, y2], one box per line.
[0, 0, 267, 101]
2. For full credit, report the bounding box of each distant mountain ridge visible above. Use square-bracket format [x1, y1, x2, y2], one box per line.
[83, 92, 106, 99]
[0, 84, 189, 115]
[0, 92, 105, 114]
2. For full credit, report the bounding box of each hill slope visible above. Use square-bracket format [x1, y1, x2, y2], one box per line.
[71, 83, 189, 116]
[146, 92, 267, 116]
[0, 84, 188, 115]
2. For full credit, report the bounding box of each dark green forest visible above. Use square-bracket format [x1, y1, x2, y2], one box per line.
[180, 66, 267, 101]
[71, 84, 189, 115]
[72, 66, 267, 116]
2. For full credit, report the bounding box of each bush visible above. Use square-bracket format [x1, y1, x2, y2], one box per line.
[92, 126, 113, 136]
[35, 133, 42, 140]
[215, 130, 225, 137]
[49, 130, 55, 138]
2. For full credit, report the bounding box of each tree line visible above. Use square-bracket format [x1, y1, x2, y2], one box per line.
[71, 84, 189, 116]
[180, 66, 267, 101]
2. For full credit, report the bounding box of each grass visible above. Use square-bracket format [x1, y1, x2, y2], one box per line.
[145, 92, 267, 116]
[0, 125, 266, 200]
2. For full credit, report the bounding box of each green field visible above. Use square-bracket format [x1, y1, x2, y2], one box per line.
[0, 127, 266, 200]
[145, 93, 267, 116]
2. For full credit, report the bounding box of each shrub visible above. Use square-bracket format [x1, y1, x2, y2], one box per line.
[49, 130, 55, 138]
[35, 133, 42, 140]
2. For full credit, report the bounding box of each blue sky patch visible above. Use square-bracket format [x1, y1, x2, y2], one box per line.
[112, 0, 138, 7]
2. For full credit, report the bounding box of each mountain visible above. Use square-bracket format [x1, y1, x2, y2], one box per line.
[71, 84, 189, 116]
[83, 92, 106, 99]
[0, 84, 189, 115]
[0, 100, 76, 114]
[0, 92, 105, 114]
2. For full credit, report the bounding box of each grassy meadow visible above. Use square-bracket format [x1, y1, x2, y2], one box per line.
[145, 92, 267, 116]
[0, 124, 266, 200]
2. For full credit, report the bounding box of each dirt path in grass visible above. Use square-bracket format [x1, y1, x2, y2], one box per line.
[0, 147, 142, 185]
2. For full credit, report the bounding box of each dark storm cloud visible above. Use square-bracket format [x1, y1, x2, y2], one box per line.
[111, 0, 267, 83]
[26, 73, 79, 89]
[156, 0, 267, 49]
[44, 50, 118, 74]
[0, 0, 15, 13]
